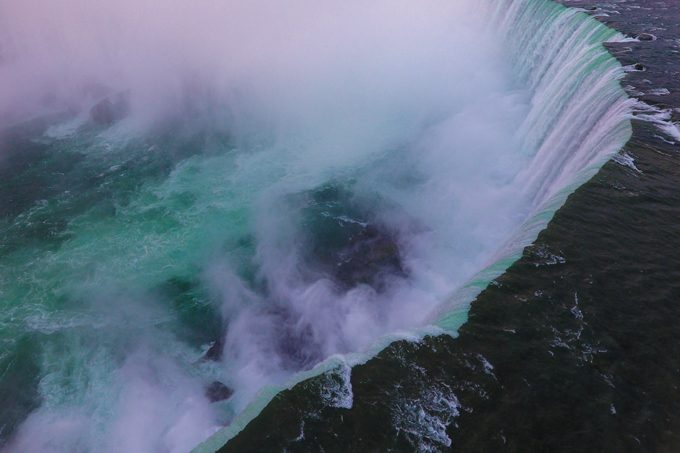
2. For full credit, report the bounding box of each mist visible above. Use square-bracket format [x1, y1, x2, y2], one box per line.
[0, 0, 499, 129]
[0, 1, 539, 452]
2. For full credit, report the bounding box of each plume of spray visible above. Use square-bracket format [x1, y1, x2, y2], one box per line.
[0, 1, 536, 452]
[0, 0, 500, 130]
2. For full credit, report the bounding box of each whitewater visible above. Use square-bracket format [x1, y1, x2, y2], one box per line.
[0, 0, 632, 452]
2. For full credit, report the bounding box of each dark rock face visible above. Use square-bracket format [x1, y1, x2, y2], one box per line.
[205, 381, 234, 403]
[89, 92, 129, 126]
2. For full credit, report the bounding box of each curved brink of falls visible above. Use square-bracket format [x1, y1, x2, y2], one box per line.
[0, 0, 632, 451]
[197, 0, 633, 451]
[434, 0, 634, 328]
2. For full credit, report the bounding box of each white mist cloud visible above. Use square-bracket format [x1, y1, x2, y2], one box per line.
[0, 0, 499, 128]
[0, 1, 535, 452]
[6, 344, 219, 453]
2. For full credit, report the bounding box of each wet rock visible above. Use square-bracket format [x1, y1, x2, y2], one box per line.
[205, 381, 234, 402]
[89, 92, 129, 126]
[634, 63, 646, 71]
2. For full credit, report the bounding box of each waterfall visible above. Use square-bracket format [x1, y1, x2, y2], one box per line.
[197, 1, 632, 450]
[436, 0, 633, 330]
[0, 1, 633, 452]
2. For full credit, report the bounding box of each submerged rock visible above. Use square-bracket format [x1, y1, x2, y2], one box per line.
[205, 381, 234, 403]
